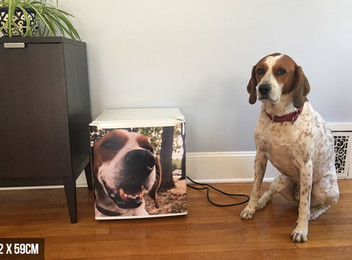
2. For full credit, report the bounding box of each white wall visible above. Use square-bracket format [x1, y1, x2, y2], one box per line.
[61, 0, 352, 152]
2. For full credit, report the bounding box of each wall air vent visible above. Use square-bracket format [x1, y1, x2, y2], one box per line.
[329, 124, 352, 179]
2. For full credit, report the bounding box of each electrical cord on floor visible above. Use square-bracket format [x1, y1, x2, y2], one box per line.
[186, 176, 250, 207]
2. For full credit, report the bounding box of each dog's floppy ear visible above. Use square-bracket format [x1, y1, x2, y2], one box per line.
[247, 66, 257, 105]
[293, 66, 310, 108]
[148, 157, 161, 208]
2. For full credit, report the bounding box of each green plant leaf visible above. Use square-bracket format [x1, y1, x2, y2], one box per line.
[17, 6, 32, 36]
[0, 0, 80, 40]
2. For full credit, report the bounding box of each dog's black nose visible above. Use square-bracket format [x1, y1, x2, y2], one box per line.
[259, 84, 271, 95]
[124, 150, 155, 175]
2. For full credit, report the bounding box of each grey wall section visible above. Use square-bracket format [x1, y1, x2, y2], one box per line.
[56, 0, 352, 152]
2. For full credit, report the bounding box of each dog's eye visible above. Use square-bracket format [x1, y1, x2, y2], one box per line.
[276, 69, 287, 75]
[256, 68, 264, 75]
[101, 140, 119, 150]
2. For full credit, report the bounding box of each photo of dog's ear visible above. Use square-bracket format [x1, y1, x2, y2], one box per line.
[247, 66, 257, 104]
[293, 66, 310, 108]
[148, 157, 162, 208]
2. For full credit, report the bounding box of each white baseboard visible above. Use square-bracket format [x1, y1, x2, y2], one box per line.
[186, 152, 279, 183]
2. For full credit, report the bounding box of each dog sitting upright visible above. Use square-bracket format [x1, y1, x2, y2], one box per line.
[240, 53, 339, 242]
[93, 130, 161, 217]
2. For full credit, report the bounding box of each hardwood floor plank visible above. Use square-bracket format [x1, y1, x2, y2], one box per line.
[0, 180, 351, 259]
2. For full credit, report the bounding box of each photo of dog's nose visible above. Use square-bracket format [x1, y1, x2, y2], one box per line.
[124, 150, 156, 176]
[259, 84, 271, 95]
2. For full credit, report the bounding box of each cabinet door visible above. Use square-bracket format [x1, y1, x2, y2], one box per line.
[0, 43, 71, 178]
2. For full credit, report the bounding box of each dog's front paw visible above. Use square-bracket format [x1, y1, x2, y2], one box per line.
[240, 206, 256, 220]
[290, 228, 308, 243]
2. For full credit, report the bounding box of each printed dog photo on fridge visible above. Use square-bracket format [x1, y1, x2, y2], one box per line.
[90, 124, 187, 220]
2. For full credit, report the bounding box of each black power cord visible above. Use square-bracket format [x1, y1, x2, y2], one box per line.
[186, 176, 250, 207]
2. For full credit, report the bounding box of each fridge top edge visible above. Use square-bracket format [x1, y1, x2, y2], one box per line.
[90, 108, 185, 129]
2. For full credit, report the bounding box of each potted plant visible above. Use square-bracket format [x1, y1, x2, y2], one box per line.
[0, 0, 80, 40]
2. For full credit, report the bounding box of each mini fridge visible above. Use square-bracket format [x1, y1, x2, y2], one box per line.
[89, 108, 187, 220]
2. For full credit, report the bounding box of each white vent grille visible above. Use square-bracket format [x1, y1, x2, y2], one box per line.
[330, 124, 352, 179]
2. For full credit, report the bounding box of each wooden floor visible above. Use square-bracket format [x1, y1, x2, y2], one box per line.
[0, 180, 351, 259]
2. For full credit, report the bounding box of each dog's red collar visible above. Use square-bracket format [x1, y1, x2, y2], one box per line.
[265, 105, 304, 124]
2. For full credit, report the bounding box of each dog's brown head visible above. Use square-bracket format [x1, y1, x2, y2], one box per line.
[93, 130, 161, 212]
[247, 53, 310, 108]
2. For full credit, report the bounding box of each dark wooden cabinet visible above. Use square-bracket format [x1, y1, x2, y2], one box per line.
[0, 37, 92, 223]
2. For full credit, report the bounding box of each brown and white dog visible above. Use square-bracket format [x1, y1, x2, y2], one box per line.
[93, 130, 161, 217]
[240, 53, 339, 242]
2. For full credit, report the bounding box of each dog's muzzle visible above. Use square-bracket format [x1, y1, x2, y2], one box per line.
[124, 149, 156, 176]
[258, 83, 279, 103]
[104, 149, 156, 209]
[258, 84, 271, 98]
